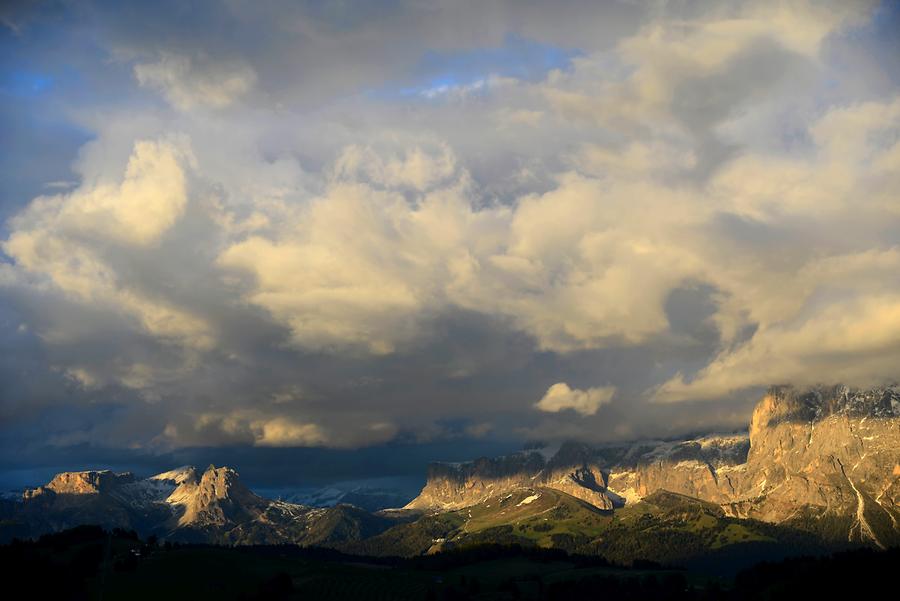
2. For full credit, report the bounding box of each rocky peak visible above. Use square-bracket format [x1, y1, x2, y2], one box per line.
[197, 465, 257, 502]
[168, 465, 268, 528]
[23, 470, 135, 501]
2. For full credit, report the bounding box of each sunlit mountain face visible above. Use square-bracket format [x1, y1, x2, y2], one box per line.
[1, 0, 899, 504]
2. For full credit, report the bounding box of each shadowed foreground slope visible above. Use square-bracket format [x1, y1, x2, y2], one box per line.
[3, 526, 897, 600]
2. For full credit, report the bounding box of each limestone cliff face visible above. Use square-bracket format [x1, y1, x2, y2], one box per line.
[605, 385, 900, 547]
[722, 386, 900, 548]
[20, 470, 142, 532]
[407, 435, 749, 512]
[405, 441, 614, 511]
[540, 442, 614, 510]
[603, 434, 749, 505]
[23, 470, 135, 500]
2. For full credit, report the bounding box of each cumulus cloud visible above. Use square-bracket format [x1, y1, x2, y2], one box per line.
[535, 382, 616, 416]
[2, 137, 214, 357]
[216, 169, 464, 354]
[9, 137, 192, 247]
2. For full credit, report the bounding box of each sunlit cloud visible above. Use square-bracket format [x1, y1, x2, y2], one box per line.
[0, 0, 896, 456]
[535, 383, 615, 416]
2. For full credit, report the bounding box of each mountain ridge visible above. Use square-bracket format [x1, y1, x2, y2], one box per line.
[406, 384, 900, 547]
[2, 384, 898, 557]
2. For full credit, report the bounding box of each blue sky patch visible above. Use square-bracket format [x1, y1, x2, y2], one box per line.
[372, 35, 580, 100]
[1, 70, 53, 96]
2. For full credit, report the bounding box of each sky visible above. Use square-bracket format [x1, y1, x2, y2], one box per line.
[1, 0, 899, 490]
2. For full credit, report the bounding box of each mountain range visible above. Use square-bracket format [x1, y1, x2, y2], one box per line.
[2, 384, 898, 567]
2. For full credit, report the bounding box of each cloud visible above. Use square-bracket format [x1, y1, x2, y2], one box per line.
[331, 143, 459, 191]
[216, 171, 456, 354]
[0, 0, 897, 456]
[535, 382, 615, 416]
[2, 137, 214, 356]
[160, 411, 327, 448]
[654, 98, 900, 402]
[215, 160, 699, 355]
[250, 417, 327, 447]
[134, 53, 256, 110]
[655, 268, 900, 403]
[8, 137, 192, 247]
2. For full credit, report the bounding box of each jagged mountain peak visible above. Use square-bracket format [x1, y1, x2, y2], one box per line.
[161, 464, 271, 530]
[195, 465, 259, 503]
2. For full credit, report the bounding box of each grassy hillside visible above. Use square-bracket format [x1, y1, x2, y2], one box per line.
[338, 487, 827, 573]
